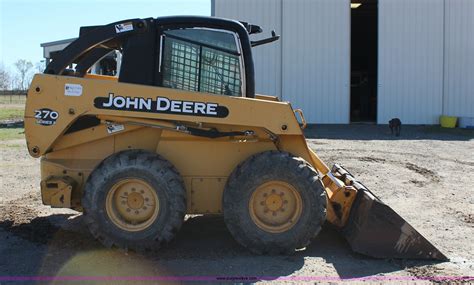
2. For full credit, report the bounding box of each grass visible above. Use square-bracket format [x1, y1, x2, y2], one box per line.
[0, 128, 25, 141]
[0, 106, 24, 120]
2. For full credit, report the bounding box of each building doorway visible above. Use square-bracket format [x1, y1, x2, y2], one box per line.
[350, 0, 378, 122]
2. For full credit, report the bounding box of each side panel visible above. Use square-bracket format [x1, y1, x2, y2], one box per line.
[443, 0, 474, 117]
[25, 75, 302, 157]
[214, 0, 283, 99]
[282, 0, 350, 124]
[377, 0, 444, 124]
[28, 75, 320, 213]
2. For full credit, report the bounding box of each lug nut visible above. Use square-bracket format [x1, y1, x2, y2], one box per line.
[283, 200, 288, 204]
[143, 206, 147, 210]
[132, 188, 136, 192]
[126, 208, 131, 212]
[135, 210, 139, 214]
[145, 198, 149, 202]
[260, 201, 264, 206]
[140, 190, 144, 194]
[272, 212, 277, 216]
[271, 189, 276, 193]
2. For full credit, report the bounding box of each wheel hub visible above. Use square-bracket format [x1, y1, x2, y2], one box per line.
[106, 178, 159, 231]
[249, 181, 303, 233]
[265, 194, 283, 211]
[127, 192, 144, 209]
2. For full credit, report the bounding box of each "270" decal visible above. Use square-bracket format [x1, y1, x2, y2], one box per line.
[34, 108, 59, 126]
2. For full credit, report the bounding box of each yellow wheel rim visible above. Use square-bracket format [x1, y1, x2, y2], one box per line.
[249, 181, 303, 233]
[105, 178, 159, 232]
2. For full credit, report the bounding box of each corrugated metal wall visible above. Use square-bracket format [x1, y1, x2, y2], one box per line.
[214, 0, 350, 124]
[214, 0, 474, 124]
[443, 0, 474, 118]
[214, 0, 283, 98]
[377, 0, 444, 124]
[282, 0, 350, 124]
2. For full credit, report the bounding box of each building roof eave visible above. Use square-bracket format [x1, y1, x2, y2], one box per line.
[40, 38, 77, 48]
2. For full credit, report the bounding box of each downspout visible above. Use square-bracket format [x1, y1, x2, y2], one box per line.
[442, 0, 446, 116]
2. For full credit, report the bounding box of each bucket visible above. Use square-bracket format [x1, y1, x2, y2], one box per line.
[440, 115, 457, 128]
[458, 117, 474, 129]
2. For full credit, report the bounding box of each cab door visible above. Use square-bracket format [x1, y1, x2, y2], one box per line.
[157, 27, 245, 97]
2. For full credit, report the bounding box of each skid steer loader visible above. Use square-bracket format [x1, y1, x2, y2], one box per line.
[25, 16, 446, 259]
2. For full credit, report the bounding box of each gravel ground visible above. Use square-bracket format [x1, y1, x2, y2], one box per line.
[0, 125, 473, 284]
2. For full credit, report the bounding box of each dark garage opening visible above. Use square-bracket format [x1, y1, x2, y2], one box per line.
[350, 0, 378, 122]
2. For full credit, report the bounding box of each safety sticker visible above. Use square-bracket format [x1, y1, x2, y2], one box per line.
[65, 83, 82, 96]
[106, 122, 125, 134]
[115, 22, 133, 33]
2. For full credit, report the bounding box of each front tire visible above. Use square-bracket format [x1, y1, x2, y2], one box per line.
[82, 150, 186, 252]
[223, 151, 327, 254]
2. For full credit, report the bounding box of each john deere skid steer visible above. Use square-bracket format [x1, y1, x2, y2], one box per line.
[25, 16, 446, 259]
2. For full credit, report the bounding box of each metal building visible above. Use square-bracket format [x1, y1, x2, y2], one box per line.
[41, 39, 119, 76]
[213, 0, 474, 124]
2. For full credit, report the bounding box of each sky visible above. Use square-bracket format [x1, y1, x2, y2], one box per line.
[0, 0, 210, 73]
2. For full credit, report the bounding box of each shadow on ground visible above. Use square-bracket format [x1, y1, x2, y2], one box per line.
[0, 214, 443, 281]
[305, 124, 474, 141]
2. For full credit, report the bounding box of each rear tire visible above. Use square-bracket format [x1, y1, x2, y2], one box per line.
[82, 150, 186, 252]
[223, 151, 327, 254]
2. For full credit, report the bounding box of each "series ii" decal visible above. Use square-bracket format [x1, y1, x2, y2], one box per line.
[94, 93, 229, 118]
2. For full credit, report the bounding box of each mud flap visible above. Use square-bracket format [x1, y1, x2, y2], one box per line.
[332, 164, 448, 260]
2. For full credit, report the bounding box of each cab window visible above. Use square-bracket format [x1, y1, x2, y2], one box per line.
[160, 28, 243, 96]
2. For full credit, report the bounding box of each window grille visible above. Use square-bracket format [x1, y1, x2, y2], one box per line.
[161, 29, 242, 96]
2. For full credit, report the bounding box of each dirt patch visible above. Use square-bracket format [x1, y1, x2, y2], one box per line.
[406, 265, 474, 284]
[453, 211, 474, 227]
[464, 214, 474, 225]
[0, 192, 57, 244]
[0, 192, 42, 223]
[0, 192, 98, 250]
[358, 156, 386, 163]
[406, 265, 445, 284]
[409, 179, 425, 187]
[405, 162, 441, 183]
